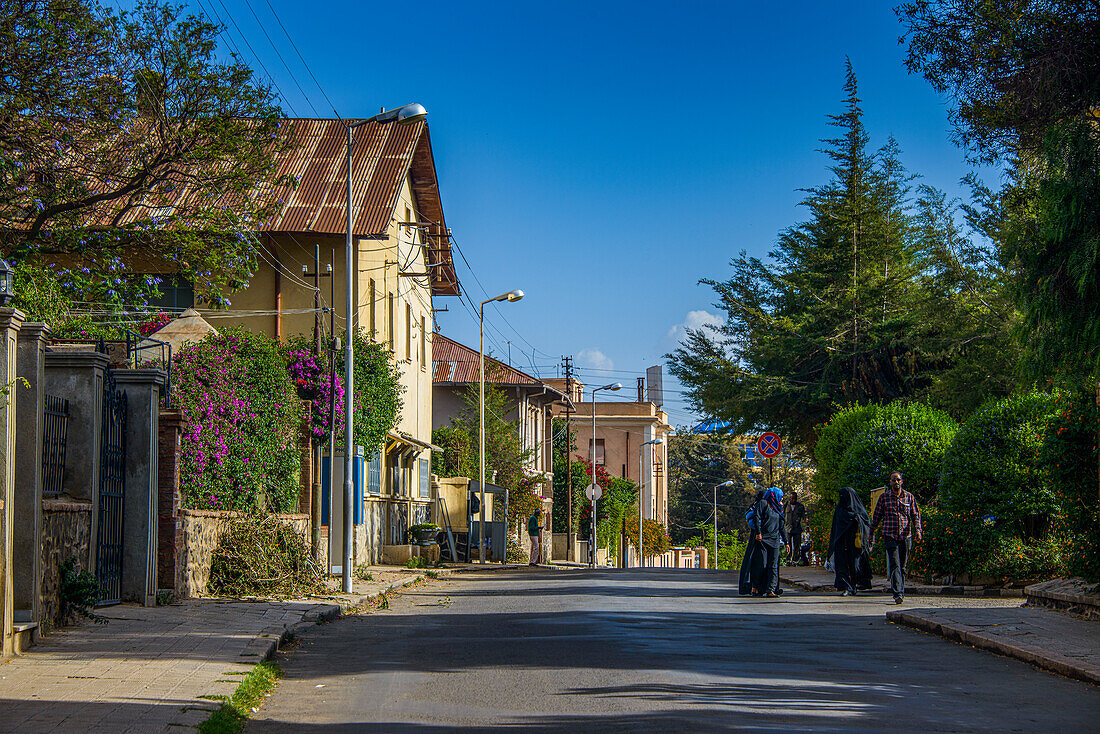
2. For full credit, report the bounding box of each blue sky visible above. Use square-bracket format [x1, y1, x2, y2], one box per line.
[128, 0, 983, 428]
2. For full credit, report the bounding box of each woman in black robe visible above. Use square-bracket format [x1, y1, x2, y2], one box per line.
[827, 486, 873, 595]
[738, 492, 766, 595]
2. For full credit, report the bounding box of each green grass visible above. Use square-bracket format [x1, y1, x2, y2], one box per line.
[198, 660, 283, 734]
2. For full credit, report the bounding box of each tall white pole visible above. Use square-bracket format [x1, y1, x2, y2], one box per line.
[590, 390, 596, 568]
[342, 124, 357, 593]
[713, 483, 718, 570]
[479, 301, 486, 564]
[638, 442, 644, 568]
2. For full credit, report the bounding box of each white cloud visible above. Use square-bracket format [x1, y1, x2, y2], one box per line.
[666, 309, 723, 340]
[577, 348, 614, 371]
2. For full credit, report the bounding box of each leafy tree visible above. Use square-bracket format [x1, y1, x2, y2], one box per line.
[0, 0, 291, 316]
[667, 432, 755, 545]
[627, 518, 674, 560]
[900, 0, 1100, 509]
[667, 64, 1011, 444]
[432, 385, 543, 530]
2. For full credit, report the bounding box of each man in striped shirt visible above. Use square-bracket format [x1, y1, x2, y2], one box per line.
[871, 471, 923, 603]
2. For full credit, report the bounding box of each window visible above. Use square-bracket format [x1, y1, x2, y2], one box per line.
[419, 458, 430, 498]
[368, 452, 381, 495]
[419, 315, 427, 367]
[405, 302, 412, 361]
[588, 438, 606, 466]
[368, 279, 376, 340]
[138, 274, 194, 310]
[387, 292, 395, 350]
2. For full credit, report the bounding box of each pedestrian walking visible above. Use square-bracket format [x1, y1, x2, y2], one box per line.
[786, 490, 807, 565]
[752, 487, 791, 598]
[527, 511, 541, 565]
[826, 487, 872, 595]
[870, 471, 923, 604]
[738, 491, 766, 595]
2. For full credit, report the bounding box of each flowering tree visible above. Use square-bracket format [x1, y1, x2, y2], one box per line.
[175, 328, 301, 512]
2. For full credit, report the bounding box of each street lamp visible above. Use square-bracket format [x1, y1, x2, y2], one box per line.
[479, 289, 524, 563]
[714, 480, 736, 570]
[589, 382, 621, 568]
[637, 438, 662, 568]
[343, 103, 427, 593]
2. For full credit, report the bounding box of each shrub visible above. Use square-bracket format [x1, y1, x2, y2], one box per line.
[814, 403, 881, 499]
[1039, 388, 1100, 581]
[625, 519, 673, 558]
[208, 515, 325, 597]
[176, 328, 302, 512]
[839, 401, 958, 503]
[913, 504, 1067, 582]
[939, 392, 1060, 534]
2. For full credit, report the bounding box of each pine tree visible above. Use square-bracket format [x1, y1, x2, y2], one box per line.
[669, 63, 1004, 443]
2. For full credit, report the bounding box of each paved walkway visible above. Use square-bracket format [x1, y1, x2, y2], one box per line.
[888, 603, 1100, 685]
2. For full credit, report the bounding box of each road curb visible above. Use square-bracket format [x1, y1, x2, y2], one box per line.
[886, 609, 1100, 686]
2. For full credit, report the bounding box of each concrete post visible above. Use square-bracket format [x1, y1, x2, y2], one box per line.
[13, 323, 48, 626]
[113, 369, 165, 606]
[44, 351, 108, 575]
[0, 308, 26, 657]
[156, 409, 184, 591]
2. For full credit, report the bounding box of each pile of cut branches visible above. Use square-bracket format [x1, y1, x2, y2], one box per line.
[208, 515, 326, 598]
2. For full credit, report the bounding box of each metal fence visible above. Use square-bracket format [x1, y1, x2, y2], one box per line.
[41, 394, 69, 497]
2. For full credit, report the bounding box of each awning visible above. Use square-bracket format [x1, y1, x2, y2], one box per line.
[385, 430, 444, 455]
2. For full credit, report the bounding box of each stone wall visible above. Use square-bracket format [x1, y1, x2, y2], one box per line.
[175, 510, 309, 598]
[40, 501, 92, 629]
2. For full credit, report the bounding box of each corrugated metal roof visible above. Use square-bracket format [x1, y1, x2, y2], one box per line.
[20, 117, 459, 296]
[433, 334, 544, 386]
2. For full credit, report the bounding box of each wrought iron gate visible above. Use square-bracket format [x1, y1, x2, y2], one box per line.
[96, 372, 127, 605]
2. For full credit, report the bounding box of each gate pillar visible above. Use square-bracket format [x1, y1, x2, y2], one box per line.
[113, 369, 165, 606]
[0, 308, 26, 658]
[43, 352, 108, 574]
[13, 323, 48, 629]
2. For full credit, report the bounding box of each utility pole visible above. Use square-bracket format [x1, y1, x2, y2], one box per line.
[303, 248, 331, 565]
[562, 355, 574, 561]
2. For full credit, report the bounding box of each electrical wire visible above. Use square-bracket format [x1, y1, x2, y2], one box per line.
[238, 0, 319, 116]
[261, 0, 339, 118]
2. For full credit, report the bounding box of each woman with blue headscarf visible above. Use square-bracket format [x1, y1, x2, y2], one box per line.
[752, 487, 791, 598]
[738, 490, 766, 595]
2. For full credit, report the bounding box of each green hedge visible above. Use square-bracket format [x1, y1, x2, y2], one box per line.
[939, 392, 1060, 530]
[1040, 389, 1100, 581]
[840, 402, 958, 503]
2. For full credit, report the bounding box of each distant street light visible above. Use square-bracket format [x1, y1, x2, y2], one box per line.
[714, 480, 736, 569]
[479, 289, 524, 563]
[589, 382, 621, 568]
[343, 103, 427, 593]
[638, 438, 662, 567]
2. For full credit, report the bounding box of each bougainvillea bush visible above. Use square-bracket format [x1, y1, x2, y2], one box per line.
[175, 328, 302, 512]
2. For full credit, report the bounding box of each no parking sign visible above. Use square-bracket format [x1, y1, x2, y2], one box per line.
[757, 432, 782, 459]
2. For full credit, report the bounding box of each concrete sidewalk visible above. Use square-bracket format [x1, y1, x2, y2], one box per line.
[0, 566, 463, 734]
[888, 604, 1100, 685]
[780, 562, 1023, 596]
[0, 598, 340, 733]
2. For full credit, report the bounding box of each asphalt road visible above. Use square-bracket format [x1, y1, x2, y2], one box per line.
[250, 568, 1100, 732]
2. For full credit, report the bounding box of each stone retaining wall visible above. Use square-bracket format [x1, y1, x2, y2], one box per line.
[40, 500, 92, 629]
[175, 510, 309, 598]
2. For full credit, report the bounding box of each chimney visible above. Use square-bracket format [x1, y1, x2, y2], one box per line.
[637, 377, 645, 402]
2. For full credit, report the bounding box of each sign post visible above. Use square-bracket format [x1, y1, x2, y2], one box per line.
[757, 432, 782, 486]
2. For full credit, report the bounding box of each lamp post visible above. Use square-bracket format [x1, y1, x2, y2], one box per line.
[714, 480, 735, 569]
[343, 103, 427, 593]
[589, 382, 621, 568]
[478, 289, 524, 563]
[637, 438, 662, 567]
